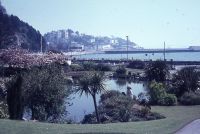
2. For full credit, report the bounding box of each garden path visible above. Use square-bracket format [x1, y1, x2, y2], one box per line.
[175, 119, 200, 134]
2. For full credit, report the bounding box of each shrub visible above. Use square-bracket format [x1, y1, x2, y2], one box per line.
[145, 60, 169, 82]
[148, 81, 177, 106]
[127, 60, 145, 69]
[148, 81, 166, 105]
[100, 90, 133, 122]
[180, 92, 200, 105]
[114, 66, 127, 78]
[82, 114, 97, 124]
[131, 105, 165, 121]
[0, 101, 8, 118]
[95, 63, 112, 71]
[158, 94, 177, 106]
[82, 90, 165, 123]
[82, 90, 134, 123]
[146, 112, 165, 121]
[6, 63, 72, 122]
[0, 78, 9, 119]
[171, 67, 200, 97]
[81, 62, 96, 71]
[22, 64, 71, 122]
[70, 64, 84, 71]
[140, 107, 150, 116]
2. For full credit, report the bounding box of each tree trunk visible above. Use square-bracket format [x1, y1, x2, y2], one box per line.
[31, 107, 35, 120]
[92, 94, 100, 123]
[7, 74, 24, 120]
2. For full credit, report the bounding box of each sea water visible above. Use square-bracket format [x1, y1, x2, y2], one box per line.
[75, 52, 200, 61]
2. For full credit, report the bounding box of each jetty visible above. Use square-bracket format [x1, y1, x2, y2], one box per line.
[104, 48, 200, 54]
[72, 59, 200, 66]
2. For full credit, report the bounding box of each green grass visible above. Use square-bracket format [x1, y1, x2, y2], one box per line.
[0, 106, 200, 134]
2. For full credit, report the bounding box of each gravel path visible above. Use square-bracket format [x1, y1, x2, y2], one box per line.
[175, 119, 200, 134]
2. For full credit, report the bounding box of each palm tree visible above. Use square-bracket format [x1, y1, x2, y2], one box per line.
[76, 71, 106, 123]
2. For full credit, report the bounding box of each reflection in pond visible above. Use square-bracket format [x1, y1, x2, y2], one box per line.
[115, 78, 127, 87]
[67, 78, 147, 122]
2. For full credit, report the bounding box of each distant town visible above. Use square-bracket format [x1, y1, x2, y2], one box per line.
[44, 29, 142, 52]
[44, 29, 200, 53]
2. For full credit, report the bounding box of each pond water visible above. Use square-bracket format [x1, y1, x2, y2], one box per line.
[67, 79, 147, 122]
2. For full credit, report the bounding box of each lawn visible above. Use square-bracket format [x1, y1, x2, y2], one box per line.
[0, 106, 200, 134]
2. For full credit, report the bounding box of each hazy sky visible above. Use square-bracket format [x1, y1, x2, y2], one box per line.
[2, 0, 200, 48]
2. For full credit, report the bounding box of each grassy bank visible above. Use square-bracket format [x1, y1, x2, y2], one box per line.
[0, 106, 200, 134]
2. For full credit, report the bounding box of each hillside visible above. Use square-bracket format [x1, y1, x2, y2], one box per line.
[0, 2, 46, 52]
[44, 29, 142, 52]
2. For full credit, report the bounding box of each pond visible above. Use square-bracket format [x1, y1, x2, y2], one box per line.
[67, 79, 147, 122]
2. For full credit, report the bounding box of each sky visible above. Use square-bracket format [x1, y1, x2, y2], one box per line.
[1, 0, 200, 48]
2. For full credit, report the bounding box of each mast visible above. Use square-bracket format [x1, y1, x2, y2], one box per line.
[164, 41, 166, 61]
[126, 36, 129, 61]
[40, 35, 43, 53]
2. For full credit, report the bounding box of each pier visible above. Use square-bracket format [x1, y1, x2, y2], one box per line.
[72, 59, 200, 66]
[104, 49, 200, 54]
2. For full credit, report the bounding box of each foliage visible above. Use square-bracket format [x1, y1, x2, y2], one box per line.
[148, 81, 177, 106]
[82, 90, 165, 124]
[70, 63, 112, 72]
[81, 62, 96, 71]
[76, 71, 106, 123]
[0, 101, 8, 118]
[6, 74, 24, 120]
[127, 60, 145, 69]
[0, 10, 46, 51]
[145, 60, 169, 82]
[132, 106, 165, 121]
[0, 78, 9, 118]
[1, 48, 70, 121]
[158, 94, 177, 106]
[99, 90, 133, 122]
[82, 90, 133, 123]
[70, 64, 84, 71]
[145, 112, 166, 121]
[22, 63, 71, 122]
[82, 114, 97, 124]
[148, 81, 166, 105]
[114, 66, 127, 78]
[5, 63, 71, 122]
[0, 1, 6, 14]
[95, 63, 112, 71]
[0, 48, 69, 68]
[180, 92, 200, 105]
[170, 67, 200, 97]
[139, 107, 151, 117]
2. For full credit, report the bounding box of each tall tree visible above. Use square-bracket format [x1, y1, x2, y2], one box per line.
[76, 71, 106, 123]
[22, 64, 70, 122]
